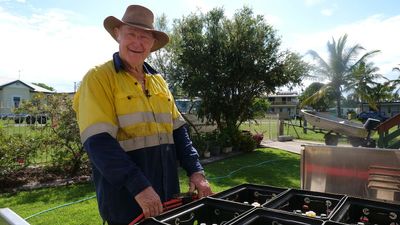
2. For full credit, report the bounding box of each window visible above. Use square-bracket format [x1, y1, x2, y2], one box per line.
[13, 96, 21, 108]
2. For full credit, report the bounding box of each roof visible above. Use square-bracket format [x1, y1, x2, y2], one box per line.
[268, 92, 299, 97]
[0, 77, 55, 93]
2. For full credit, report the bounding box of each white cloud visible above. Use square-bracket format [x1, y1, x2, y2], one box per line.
[0, 6, 116, 92]
[284, 14, 400, 82]
[320, 8, 333, 16]
[304, 0, 324, 7]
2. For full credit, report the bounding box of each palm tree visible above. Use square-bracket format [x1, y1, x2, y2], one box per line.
[345, 61, 386, 110]
[393, 64, 400, 72]
[390, 64, 400, 95]
[305, 34, 380, 117]
[367, 82, 395, 111]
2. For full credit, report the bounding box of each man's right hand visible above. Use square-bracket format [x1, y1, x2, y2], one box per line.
[134, 186, 163, 218]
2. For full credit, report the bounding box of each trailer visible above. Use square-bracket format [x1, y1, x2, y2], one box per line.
[300, 109, 380, 147]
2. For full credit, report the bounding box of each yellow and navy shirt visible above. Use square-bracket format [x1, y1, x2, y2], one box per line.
[73, 53, 203, 224]
[74, 53, 186, 150]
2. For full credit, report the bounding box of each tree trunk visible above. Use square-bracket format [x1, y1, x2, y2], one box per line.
[336, 95, 342, 118]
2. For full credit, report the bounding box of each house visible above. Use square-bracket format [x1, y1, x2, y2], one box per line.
[0, 78, 54, 114]
[360, 102, 400, 118]
[267, 92, 299, 118]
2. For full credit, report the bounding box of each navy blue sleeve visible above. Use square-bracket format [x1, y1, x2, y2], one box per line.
[84, 132, 151, 197]
[173, 125, 204, 176]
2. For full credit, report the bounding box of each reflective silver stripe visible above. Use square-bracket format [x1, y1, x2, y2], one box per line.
[173, 115, 186, 130]
[118, 112, 173, 128]
[80, 123, 118, 143]
[119, 133, 174, 151]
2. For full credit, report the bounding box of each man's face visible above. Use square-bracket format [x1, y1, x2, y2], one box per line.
[115, 25, 155, 67]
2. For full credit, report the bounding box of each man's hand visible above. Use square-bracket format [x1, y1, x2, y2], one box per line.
[134, 186, 163, 218]
[189, 171, 213, 198]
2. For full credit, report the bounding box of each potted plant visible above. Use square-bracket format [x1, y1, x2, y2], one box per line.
[219, 128, 233, 153]
[239, 131, 257, 152]
[203, 150, 211, 158]
[191, 133, 207, 158]
[252, 131, 264, 147]
[206, 130, 221, 156]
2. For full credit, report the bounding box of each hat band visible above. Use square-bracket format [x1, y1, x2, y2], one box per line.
[122, 20, 154, 30]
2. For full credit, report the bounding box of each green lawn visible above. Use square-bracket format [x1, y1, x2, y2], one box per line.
[0, 148, 300, 225]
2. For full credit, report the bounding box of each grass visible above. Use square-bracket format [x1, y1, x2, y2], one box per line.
[0, 148, 300, 225]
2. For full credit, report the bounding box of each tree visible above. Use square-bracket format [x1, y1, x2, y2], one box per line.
[346, 61, 386, 110]
[32, 82, 55, 91]
[170, 7, 309, 132]
[146, 14, 185, 96]
[389, 64, 400, 95]
[299, 82, 334, 111]
[367, 82, 396, 111]
[393, 64, 400, 72]
[306, 34, 380, 117]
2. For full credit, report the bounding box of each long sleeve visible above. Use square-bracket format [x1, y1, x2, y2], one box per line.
[173, 125, 204, 176]
[84, 132, 151, 197]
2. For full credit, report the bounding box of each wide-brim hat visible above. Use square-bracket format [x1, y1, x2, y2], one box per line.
[104, 5, 169, 52]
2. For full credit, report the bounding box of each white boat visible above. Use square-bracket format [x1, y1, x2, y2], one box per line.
[300, 109, 380, 147]
[301, 109, 369, 138]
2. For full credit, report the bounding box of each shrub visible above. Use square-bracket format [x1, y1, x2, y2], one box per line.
[252, 132, 264, 147]
[45, 94, 88, 177]
[239, 131, 257, 152]
[0, 129, 38, 180]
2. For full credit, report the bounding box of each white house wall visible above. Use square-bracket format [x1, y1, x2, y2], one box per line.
[0, 83, 31, 114]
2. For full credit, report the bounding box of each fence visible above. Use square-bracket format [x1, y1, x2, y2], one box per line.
[240, 113, 304, 141]
[1, 117, 55, 166]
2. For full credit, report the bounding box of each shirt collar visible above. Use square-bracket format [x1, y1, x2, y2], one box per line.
[112, 52, 158, 75]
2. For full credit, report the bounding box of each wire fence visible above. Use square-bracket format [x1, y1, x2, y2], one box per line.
[1, 117, 55, 166]
[240, 114, 280, 140]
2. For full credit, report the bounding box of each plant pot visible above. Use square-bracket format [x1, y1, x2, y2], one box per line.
[210, 146, 221, 156]
[203, 151, 211, 158]
[222, 146, 232, 153]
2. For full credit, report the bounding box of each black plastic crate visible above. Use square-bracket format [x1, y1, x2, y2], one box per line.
[211, 183, 289, 206]
[154, 197, 254, 225]
[322, 221, 347, 225]
[264, 189, 346, 220]
[228, 208, 324, 225]
[330, 197, 400, 225]
[138, 218, 169, 225]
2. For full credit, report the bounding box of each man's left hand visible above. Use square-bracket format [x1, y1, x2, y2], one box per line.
[189, 172, 213, 198]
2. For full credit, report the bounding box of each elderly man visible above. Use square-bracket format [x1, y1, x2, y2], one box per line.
[73, 5, 212, 225]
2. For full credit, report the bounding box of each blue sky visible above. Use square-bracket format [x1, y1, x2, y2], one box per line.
[1, 0, 399, 92]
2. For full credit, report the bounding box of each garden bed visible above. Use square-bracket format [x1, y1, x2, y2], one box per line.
[0, 166, 91, 193]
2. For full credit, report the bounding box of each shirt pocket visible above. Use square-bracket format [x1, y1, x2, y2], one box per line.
[114, 91, 142, 116]
[151, 91, 173, 114]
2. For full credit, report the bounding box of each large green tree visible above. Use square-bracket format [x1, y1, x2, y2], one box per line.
[170, 7, 309, 132]
[299, 82, 334, 111]
[306, 34, 380, 117]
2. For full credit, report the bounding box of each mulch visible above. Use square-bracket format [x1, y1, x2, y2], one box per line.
[0, 166, 91, 193]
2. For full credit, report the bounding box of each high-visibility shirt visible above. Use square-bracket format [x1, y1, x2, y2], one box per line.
[74, 54, 186, 150]
[73, 53, 203, 224]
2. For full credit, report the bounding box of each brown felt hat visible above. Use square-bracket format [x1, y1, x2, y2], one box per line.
[103, 5, 169, 52]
